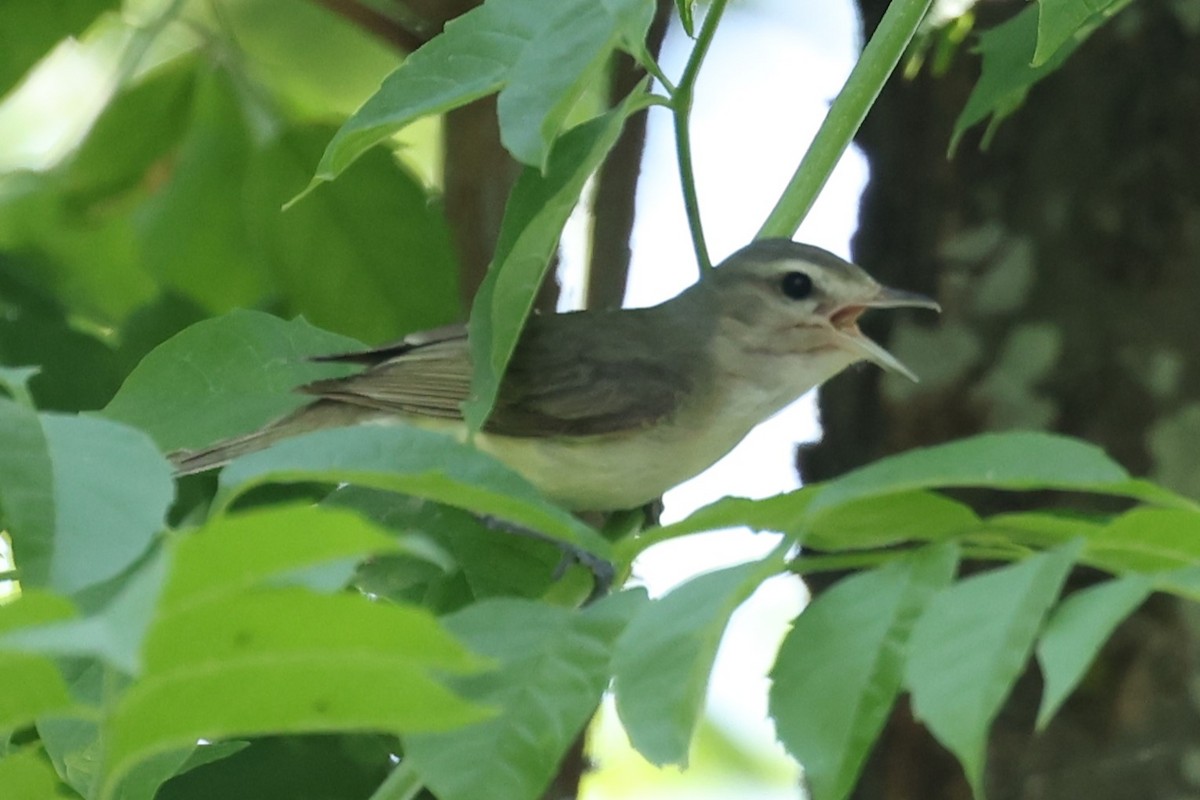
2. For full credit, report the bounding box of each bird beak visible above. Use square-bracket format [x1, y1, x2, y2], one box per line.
[828, 286, 940, 382]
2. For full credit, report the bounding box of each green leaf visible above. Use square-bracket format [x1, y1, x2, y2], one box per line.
[99, 590, 489, 800]
[33, 414, 174, 594]
[770, 543, 958, 800]
[497, 0, 653, 167]
[213, 425, 612, 560]
[0, 0, 116, 95]
[405, 591, 646, 800]
[0, 397, 54, 584]
[0, 263, 128, 404]
[301, 0, 653, 193]
[1034, 574, 1151, 730]
[463, 90, 645, 431]
[62, 55, 197, 200]
[145, 587, 483, 676]
[102, 309, 361, 451]
[804, 491, 980, 550]
[1033, 0, 1132, 66]
[246, 125, 461, 344]
[808, 432, 1129, 518]
[951, 6, 1083, 151]
[1085, 507, 1200, 572]
[613, 558, 776, 765]
[162, 504, 407, 611]
[675, 0, 696, 37]
[1, 549, 168, 674]
[134, 67, 266, 312]
[0, 364, 38, 405]
[0, 746, 65, 800]
[326, 487, 563, 604]
[905, 542, 1081, 797]
[0, 592, 76, 730]
[633, 491, 816, 551]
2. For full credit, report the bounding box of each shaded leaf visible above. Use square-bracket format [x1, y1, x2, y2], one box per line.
[905, 542, 1081, 796]
[1035, 574, 1151, 729]
[808, 432, 1129, 517]
[405, 591, 646, 800]
[134, 67, 265, 312]
[613, 558, 774, 765]
[951, 6, 1082, 151]
[464, 90, 646, 431]
[770, 543, 958, 800]
[63, 55, 197, 200]
[246, 125, 461, 344]
[213, 425, 611, 559]
[36, 414, 173, 594]
[102, 310, 361, 451]
[1033, 0, 1132, 66]
[0, 397, 54, 584]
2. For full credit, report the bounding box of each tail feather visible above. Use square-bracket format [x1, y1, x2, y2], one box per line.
[167, 401, 367, 476]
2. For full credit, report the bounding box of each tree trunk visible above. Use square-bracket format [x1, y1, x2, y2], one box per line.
[802, 0, 1200, 796]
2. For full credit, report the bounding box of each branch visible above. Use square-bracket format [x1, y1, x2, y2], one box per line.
[309, 0, 428, 52]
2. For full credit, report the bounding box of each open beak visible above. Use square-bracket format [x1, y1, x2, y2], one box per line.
[828, 286, 940, 382]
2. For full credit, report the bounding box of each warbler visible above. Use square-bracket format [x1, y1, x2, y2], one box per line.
[171, 239, 938, 510]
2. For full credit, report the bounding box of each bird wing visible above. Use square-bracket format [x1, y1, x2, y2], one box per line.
[299, 311, 692, 437]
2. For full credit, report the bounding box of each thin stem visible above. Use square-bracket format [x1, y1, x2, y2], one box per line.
[672, 0, 731, 272]
[757, 0, 933, 238]
[368, 761, 423, 800]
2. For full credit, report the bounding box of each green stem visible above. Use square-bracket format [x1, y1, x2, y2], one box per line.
[672, 0, 731, 272]
[757, 0, 933, 238]
[368, 762, 423, 800]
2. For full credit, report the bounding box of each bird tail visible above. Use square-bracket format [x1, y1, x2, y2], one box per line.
[169, 425, 297, 476]
[167, 401, 361, 476]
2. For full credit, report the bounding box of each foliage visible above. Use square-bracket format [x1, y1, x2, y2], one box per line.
[0, 1, 1182, 800]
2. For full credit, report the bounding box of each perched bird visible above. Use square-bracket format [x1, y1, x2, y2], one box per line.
[171, 239, 938, 510]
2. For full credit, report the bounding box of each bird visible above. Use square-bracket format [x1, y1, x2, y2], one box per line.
[170, 239, 939, 511]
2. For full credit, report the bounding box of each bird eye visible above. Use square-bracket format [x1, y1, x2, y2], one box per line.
[780, 271, 813, 300]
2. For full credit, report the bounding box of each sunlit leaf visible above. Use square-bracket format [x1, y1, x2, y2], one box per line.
[99, 589, 489, 800]
[0, 592, 76, 730]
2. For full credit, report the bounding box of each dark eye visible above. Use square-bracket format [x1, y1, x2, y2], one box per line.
[780, 271, 813, 300]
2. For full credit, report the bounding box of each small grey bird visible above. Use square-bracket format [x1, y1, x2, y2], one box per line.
[171, 239, 938, 510]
